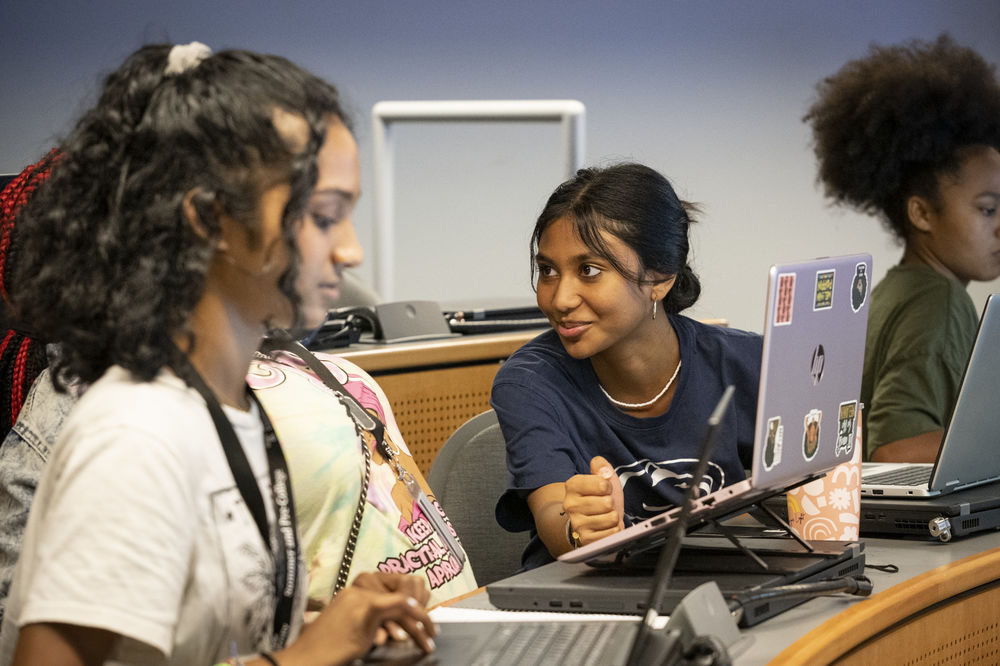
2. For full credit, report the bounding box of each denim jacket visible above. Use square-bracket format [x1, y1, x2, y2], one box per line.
[0, 369, 76, 624]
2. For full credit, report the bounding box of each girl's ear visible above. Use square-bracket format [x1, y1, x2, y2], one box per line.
[906, 195, 935, 233]
[182, 188, 226, 249]
[650, 273, 676, 301]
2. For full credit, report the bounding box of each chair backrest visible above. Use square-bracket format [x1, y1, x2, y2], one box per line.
[428, 409, 528, 586]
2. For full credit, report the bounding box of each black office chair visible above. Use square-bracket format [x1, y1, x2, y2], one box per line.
[428, 410, 529, 586]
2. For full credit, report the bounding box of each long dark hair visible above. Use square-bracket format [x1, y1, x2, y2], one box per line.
[11, 45, 347, 389]
[530, 162, 701, 314]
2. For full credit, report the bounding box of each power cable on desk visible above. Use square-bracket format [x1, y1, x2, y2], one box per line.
[726, 576, 873, 625]
[865, 562, 900, 574]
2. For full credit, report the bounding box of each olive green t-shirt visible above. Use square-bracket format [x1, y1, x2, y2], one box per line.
[860, 264, 978, 459]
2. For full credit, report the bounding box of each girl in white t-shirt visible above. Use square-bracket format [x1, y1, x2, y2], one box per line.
[0, 43, 435, 666]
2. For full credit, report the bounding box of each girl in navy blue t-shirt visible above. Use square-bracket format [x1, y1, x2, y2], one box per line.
[492, 163, 762, 570]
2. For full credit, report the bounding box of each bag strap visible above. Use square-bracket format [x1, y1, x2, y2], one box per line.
[259, 333, 374, 594]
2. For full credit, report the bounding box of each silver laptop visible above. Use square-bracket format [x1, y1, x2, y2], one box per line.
[861, 293, 1000, 498]
[561, 254, 872, 564]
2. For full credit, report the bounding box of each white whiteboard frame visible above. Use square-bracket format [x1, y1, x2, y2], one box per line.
[371, 99, 586, 300]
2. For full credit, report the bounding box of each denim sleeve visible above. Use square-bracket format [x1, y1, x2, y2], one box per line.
[0, 370, 75, 625]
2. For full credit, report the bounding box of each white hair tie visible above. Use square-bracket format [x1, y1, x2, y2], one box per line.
[165, 41, 212, 75]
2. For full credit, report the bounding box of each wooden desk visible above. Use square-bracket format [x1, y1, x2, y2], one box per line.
[742, 532, 1000, 664]
[336, 330, 544, 476]
[772, 542, 1000, 664]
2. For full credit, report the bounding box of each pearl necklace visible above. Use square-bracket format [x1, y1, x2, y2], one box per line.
[599, 359, 682, 410]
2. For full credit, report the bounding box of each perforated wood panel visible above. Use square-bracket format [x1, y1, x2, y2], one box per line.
[369, 363, 502, 476]
[838, 583, 1000, 665]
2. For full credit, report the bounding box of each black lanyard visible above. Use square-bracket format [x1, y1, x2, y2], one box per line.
[170, 353, 300, 649]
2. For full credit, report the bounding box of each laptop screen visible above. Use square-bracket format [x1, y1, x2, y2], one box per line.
[931, 293, 1000, 491]
[751, 255, 871, 492]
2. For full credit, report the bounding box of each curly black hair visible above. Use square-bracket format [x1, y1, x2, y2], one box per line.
[805, 34, 1000, 241]
[530, 162, 701, 315]
[11, 45, 346, 389]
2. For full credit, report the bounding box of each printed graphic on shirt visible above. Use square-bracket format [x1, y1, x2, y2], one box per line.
[774, 273, 795, 326]
[210, 486, 276, 655]
[836, 401, 858, 457]
[814, 270, 835, 310]
[247, 353, 477, 606]
[763, 416, 783, 471]
[851, 263, 868, 313]
[377, 498, 465, 590]
[616, 457, 726, 519]
[803, 409, 822, 460]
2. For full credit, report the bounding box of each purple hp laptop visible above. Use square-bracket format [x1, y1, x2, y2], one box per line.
[560, 254, 872, 564]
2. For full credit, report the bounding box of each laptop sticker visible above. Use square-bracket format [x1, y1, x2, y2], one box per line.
[851, 263, 868, 312]
[836, 401, 858, 457]
[813, 270, 835, 310]
[763, 416, 783, 471]
[774, 273, 795, 326]
[803, 409, 822, 460]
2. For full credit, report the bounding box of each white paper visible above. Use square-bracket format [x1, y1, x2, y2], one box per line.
[430, 606, 669, 628]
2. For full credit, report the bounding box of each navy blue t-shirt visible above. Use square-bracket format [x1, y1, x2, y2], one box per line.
[491, 314, 763, 570]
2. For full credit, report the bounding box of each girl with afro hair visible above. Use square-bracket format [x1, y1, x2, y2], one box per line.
[805, 34, 1000, 462]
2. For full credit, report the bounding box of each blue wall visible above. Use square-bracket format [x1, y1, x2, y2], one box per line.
[3, 1, 998, 330]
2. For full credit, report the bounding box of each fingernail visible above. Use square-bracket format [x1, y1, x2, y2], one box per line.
[427, 638, 436, 652]
[600, 466, 613, 478]
[416, 621, 425, 632]
[394, 627, 408, 641]
[407, 596, 418, 608]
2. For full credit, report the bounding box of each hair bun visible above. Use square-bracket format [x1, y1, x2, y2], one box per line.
[664, 264, 701, 314]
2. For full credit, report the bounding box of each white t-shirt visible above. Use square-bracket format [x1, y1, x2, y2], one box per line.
[0, 366, 306, 665]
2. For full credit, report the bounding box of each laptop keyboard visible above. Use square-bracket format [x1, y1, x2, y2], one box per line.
[471, 621, 631, 666]
[863, 465, 932, 487]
